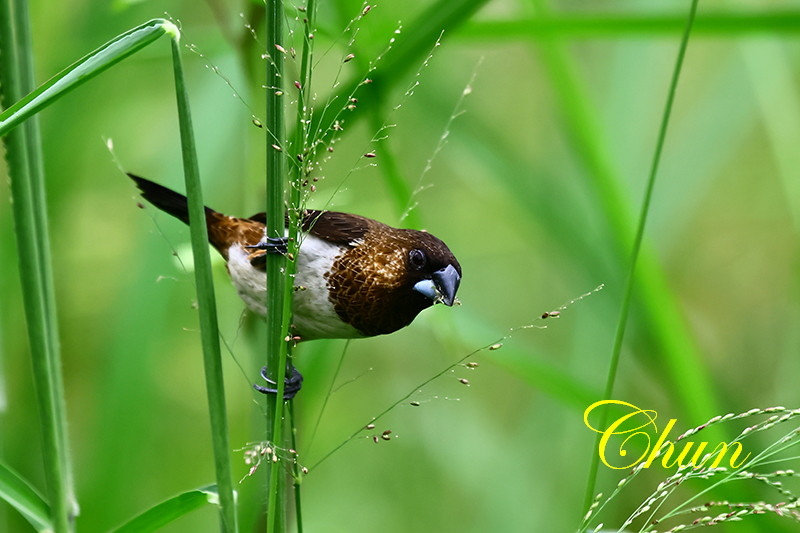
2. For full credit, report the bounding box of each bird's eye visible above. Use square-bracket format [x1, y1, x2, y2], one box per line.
[409, 249, 428, 270]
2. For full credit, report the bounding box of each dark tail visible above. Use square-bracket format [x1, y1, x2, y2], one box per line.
[129, 173, 256, 258]
[128, 173, 212, 225]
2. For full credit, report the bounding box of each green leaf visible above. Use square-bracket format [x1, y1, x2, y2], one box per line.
[0, 461, 52, 532]
[112, 486, 219, 533]
[0, 18, 176, 137]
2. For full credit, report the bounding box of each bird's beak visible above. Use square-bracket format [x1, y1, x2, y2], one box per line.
[413, 264, 461, 306]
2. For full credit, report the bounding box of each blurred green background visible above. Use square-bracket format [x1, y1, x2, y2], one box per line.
[3, 0, 800, 531]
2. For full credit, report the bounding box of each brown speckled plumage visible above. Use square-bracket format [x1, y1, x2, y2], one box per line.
[325, 225, 454, 336]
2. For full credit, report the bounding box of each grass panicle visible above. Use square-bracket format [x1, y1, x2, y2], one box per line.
[308, 285, 604, 472]
[578, 406, 800, 532]
[398, 59, 480, 226]
[307, 0, 488, 150]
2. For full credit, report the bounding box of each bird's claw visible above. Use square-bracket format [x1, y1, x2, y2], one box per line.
[246, 237, 289, 255]
[253, 366, 303, 400]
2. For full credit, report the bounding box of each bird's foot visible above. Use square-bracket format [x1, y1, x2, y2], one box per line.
[253, 366, 303, 400]
[246, 237, 289, 255]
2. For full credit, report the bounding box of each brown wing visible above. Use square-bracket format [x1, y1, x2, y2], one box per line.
[301, 210, 372, 245]
[245, 210, 373, 271]
[247, 210, 372, 246]
[248, 212, 267, 224]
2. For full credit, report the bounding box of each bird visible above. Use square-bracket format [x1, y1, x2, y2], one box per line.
[129, 173, 462, 398]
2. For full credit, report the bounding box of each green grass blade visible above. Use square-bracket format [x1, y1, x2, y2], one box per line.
[577, 0, 701, 514]
[170, 35, 238, 533]
[461, 11, 800, 40]
[0, 0, 77, 528]
[0, 462, 51, 532]
[112, 486, 219, 533]
[0, 18, 175, 137]
[527, 2, 721, 424]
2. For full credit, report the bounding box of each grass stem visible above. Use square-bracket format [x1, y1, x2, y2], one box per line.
[581, 0, 700, 515]
[265, 1, 290, 531]
[0, 0, 77, 529]
[170, 35, 238, 533]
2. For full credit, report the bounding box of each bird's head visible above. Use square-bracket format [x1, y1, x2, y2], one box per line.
[402, 230, 462, 308]
[323, 220, 462, 337]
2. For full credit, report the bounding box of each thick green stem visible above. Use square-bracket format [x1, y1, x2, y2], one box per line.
[170, 36, 238, 532]
[0, 0, 77, 530]
[265, 1, 289, 531]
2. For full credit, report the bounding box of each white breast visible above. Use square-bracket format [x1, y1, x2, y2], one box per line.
[294, 234, 363, 339]
[226, 234, 363, 340]
[227, 245, 267, 315]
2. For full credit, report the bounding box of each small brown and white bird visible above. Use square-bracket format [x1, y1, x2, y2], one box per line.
[130, 174, 462, 396]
